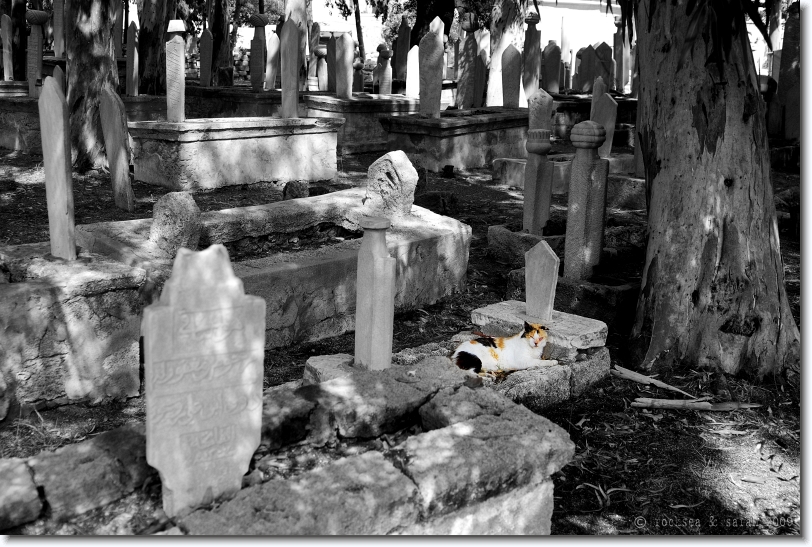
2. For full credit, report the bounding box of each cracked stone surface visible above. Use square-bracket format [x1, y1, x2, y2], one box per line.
[0, 458, 41, 530]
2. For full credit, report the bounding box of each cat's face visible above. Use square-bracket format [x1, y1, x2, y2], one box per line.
[523, 321, 548, 349]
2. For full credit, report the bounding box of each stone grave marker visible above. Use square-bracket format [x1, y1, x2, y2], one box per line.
[52, 65, 65, 94]
[308, 22, 320, 79]
[501, 44, 521, 108]
[53, 0, 64, 58]
[100, 85, 135, 212]
[199, 29, 213, 87]
[594, 42, 613, 86]
[564, 121, 608, 280]
[522, 13, 541, 105]
[395, 15, 410, 80]
[405, 45, 419, 97]
[113, 1, 123, 58]
[265, 30, 280, 90]
[249, 17, 267, 92]
[590, 75, 606, 119]
[143, 244, 266, 518]
[336, 32, 354, 100]
[418, 17, 444, 118]
[326, 33, 336, 92]
[315, 46, 327, 89]
[473, 29, 490, 108]
[542, 41, 561, 93]
[352, 59, 364, 91]
[280, 19, 299, 118]
[378, 49, 392, 94]
[26, 11, 48, 97]
[592, 92, 617, 158]
[37, 77, 76, 260]
[525, 240, 559, 321]
[524, 88, 554, 235]
[576, 45, 598, 92]
[166, 35, 185, 122]
[126, 22, 139, 96]
[613, 19, 630, 91]
[1, 15, 11, 80]
[455, 31, 476, 108]
[354, 216, 396, 371]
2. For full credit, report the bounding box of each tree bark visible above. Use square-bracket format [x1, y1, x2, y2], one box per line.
[629, 1, 800, 378]
[210, 0, 231, 85]
[66, 0, 120, 170]
[353, 0, 364, 60]
[410, 0, 454, 46]
[485, 0, 525, 106]
[138, 0, 177, 94]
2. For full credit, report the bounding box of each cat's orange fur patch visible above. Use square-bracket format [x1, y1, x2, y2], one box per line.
[488, 348, 499, 361]
[496, 338, 505, 349]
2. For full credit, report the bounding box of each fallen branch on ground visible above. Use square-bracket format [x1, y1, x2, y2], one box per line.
[630, 398, 762, 411]
[611, 366, 697, 399]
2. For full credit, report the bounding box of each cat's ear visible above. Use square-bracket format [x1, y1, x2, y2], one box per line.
[524, 321, 533, 333]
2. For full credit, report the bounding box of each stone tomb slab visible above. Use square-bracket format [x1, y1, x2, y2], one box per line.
[142, 245, 266, 517]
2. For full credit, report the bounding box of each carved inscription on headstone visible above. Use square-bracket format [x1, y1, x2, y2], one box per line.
[144, 245, 266, 518]
[166, 35, 185, 122]
[27, 23, 43, 97]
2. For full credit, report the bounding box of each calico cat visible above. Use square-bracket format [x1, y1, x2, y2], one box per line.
[451, 322, 552, 373]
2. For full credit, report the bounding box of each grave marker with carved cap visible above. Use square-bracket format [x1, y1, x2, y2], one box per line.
[100, 86, 135, 212]
[280, 19, 299, 118]
[592, 92, 617, 158]
[52, 65, 65, 94]
[419, 17, 444, 118]
[405, 45, 419, 97]
[248, 14, 268, 92]
[352, 59, 364, 92]
[113, 1, 123, 58]
[315, 46, 327, 90]
[326, 33, 336, 92]
[564, 121, 608, 280]
[378, 49, 392, 94]
[143, 244, 266, 518]
[394, 15, 410, 80]
[523, 128, 553, 235]
[542, 41, 561, 93]
[265, 30, 280, 90]
[354, 216, 396, 371]
[126, 22, 139, 95]
[165, 35, 185, 122]
[26, 10, 48, 97]
[335, 32, 354, 99]
[1, 15, 11, 80]
[522, 12, 540, 105]
[525, 240, 559, 322]
[590, 75, 606, 119]
[37, 77, 76, 260]
[501, 44, 521, 108]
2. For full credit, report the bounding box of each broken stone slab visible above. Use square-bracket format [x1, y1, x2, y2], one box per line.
[260, 388, 316, 451]
[471, 300, 607, 361]
[486, 224, 563, 269]
[569, 346, 611, 397]
[493, 364, 572, 410]
[419, 385, 514, 431]
[365, 151, 419, 219]
[302, 353, 355, 385]
[0, 458, 42, 530]
[178, 451, 420, 535]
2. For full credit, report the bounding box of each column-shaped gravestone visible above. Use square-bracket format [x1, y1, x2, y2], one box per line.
[1, 15, 11, 80]
[113, 1, 123, 58]
[100, 85, 135, 212]
[525, 240, 559, 322]
[394, 14, 410, 80]
[352, 59, 364, 92]
[564, 121, 608, 280]
[473, 29, 489, 108]
[590, 75, 606, 119]
[199, 29, 213, 87]
[523, 88, 553, 235]
[280, 19, 299, 118]
[38, 77, 76, 260]
[265, 30, 280, 91]
[372, 43, 385, 90]
[501, 44, 521, 108]
[335, 32, 354, 100]
[405, 45, 419, 97]
[53, 0, 64, 58]
[522, 12, 541, 105]
[542, 41, 561, 93]
[613, 17, 630, 91]
[418, 17, 444, 118]
[52, 65, 65, 93]
[166, 35, 185, 122]
[126, 22, 139, 96]
[26, 11, 48, 98]
[592, 92, 617, 158]
[308, 21, 320, 79]
[143, 245, 266, 518]
[378, 49, 392, 94]
[326, 33, 336, 92]
[315, 46, 327, 90]
[455, 28, 476, 108]
[354, 216, 396, 371]
[249, 14, 268, 92]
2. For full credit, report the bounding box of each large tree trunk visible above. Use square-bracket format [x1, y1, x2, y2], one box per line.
[629, 1, 800, 378]
[485, 0, 525, 106]
[209, 0, 230, 85]
[352, 0, 364, 60]
[138, 0, 177, 94]
[410, 0, 454, 46]
[66, 0, 119, 169]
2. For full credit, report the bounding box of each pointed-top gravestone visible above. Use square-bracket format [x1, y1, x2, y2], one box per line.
[280, 19, 299, 118]
[378, 49, 392, 94]
[394, 14, 410, 80]
[613, 19, 630, 91]
[405, 45, 419, 97]
[113, 1, 123, 59]
[522, 12, 541, 106]
[590, 75, 606, 119]
[315, 47, 328, 90]
[38, 77, 76, 260]
[249, 22, 267, 92]
[528, 87, 553, 131]
[418, 17, 444, 118]
[53, 0, 65, 58]
[1, 14, 11, 80]
[52, 65, 65, 94]
[501, 44, 521, 108]
[455, 31, 476, 108]
[336, 32, 354, 100]
[592, 92, 617, 158]
[166, 35, 185, 122]
[525, 240, 559, 321]
[100, 85, 135, 212]
[542, 41, 561, 93]
[126, 22, 139, 95]
[265, 30, 280, 90]
[326, 33, 337, 92]
[352, 59, 364, 92]
[143, 244, 266, 518]
[308, 21, 320, 78]
[576, 45, 598, 92]
[594, 42, 613, 85]
[199, 29, 213, 87]
[473, 29, 490, 108]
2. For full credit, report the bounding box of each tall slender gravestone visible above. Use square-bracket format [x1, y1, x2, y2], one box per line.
[352, 59, 363, 91]
[378, 49, 392, 94]
[335, 32, 354, 100]
[100, 86, 135, 212]
[249, 15, 268, 92]
[405, 45, 419, 97]
[52, 65, 65, 93]
[143, 245, 266, 518]
[564, 121, 608, 280]
[1, 15, 11, 80]
[592, 92, 617, 158]
[126, 22, 139, 95]
[523, 89, 554, 235]
[53, 0, 65, 58]
[280, 19, 299, 118]
[576, 45, 598, 92]
[113, 1, 123, 59]
[199, 29, 213, 88]
[265, 30, 280, 90]
[166, 35, 185, 122]
[394, 14, 410, 80]
[354, 217, 396, 371]
[613, 18, 630, 91]
[542, 41, 561, 93]
[26, 11, 48, 97]
[473, 29, 489, 108]
[418, 17, 444, 118]
[326, 33, 336, 92]
[522, 12, 541, 106]
[501, 44, 521, 108]
[590, 75, 606, 119]
[308, 21, 320, 79]
[315, 46, 327, 90]
[38, 77, 76, 261]
[456, 30, 476, 108]
[525, 240, 559, 322]
[594, 42, 613, 87]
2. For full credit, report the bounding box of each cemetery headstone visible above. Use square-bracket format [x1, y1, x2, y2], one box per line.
[199, 29, 213, 88]
[542, 41, 561, 93]
[166, 35, 185, 122]
[308, 21, 320, 79]
[564, 121, 608, 280]
[418, 17, 444, 118]
[37, 77, 76, 260]
[525, 240, 559, 322]
[249, 15, 267, 92]
[53, 0, 65, 58]
[280, 19, 299, 118]
[100, 85, 136, 212]
[265, 30, 280, 90]
[52, 65, 65, 94]
[576, 45, 598, 92]
[1, 15, 11, 80]
[590, 75, 606, 119]
[352, 59, 363, 92]
[316, 46, 328, 90]
[354, 216, 396, 371]
[613, 18, 630, 91]
[126, 22, 139, 95]
[378, 49, 392, 94]
[453, 37, 460, 79]
[336, 32, 354, 100]
[143, 244, 266, 518]
[326, 33, 336, 92]
[501, 44, 521, 108]
[113, 1, 123, 58]
[405, 45, 419, 97]
[524, 89, 554, 235]
[365, 150, 418, 218]
[26, 10, 48, 97]
[455, 31, 476, 108]
[594, 42, 613, 87]
[592, 92, 617, 158]
[149, 192, 201, 256]
[473, 29, 490, 107]
[394, 14, 410, 80]
[522, 12, 541, 105]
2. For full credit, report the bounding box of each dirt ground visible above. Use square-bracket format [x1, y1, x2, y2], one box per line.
[0, 146, 801, 535]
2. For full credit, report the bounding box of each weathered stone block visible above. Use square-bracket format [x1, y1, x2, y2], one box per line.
[419, 385, 513, 430]
[493, 364, 571, 412]
[491, 157, 526, 187]
[0, 458, 41, 530]
[302, 353, 354, 386]
[569, 346, 610, 397]
[486, 224, 563, 269]
[260, 389, 316, 450]
[149, 191, 201, 257]
[365, 151, 419, 219]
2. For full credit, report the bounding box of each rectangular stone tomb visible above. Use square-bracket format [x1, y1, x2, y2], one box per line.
[75, 188, 472, 349]
[305, 93, 420, 155]
[379, 107, 528, 172]
[128, 117, 346, 191]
